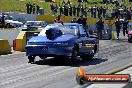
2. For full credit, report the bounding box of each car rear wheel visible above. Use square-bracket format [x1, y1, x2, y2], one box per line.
[81, 52, 94, 60]
[28, 56, 35, 63]
[71, 47, 78, 61]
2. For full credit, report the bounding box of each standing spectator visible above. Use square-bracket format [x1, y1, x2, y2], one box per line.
[93, 6, 97, 18]
[96, 17, 104, 39]
[83, 6, 87, 17]
[73, 5, 76, 16]
[90, 7, 93, 18]
[119, 8, 124, 19]
[77, 5, 81, 17]
[29, 3, 33, 14]
[64, 5, 68, 16]
[100, 6, 103, 17]
[76, 15, 87, 28]
[124, 6, 127, 18]
[1, 13, 5, 28]
[122, 18, 129, 36]
[120, 0, 125, 7]
[111, 7, 115, 18]
[114, 18, 122, 40]
[54, 4, 58, 15]
[69, 5, 72, 16]
[36, 4, 40, 14]
[50, 3, 54, 15]
[126, 9, 131, 20]
[115, 8, 119, 19]
[106, 7, 110, 19]
[81, 5, 84, 15]
[32, 4, 36, 14]
[26, 2, 30, 14]
[97, 7, 102, 18]
[59, 5, 63, 16]
[103, 7, 106, 18]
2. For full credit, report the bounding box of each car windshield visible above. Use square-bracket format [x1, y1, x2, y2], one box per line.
[64, 25, 86, 36]
[38, 25, 77, 36]
[26, 22, 46, 27]
[61, 25, 78, 35]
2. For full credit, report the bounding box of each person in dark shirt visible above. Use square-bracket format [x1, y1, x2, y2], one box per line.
[1, 13, 5, 28]
[26, 2, 30, 14]
[115, 8, 119, 19]
[76, 15, 87, 28]
[36, 5, 40, 14]
[73, 5, 76, 16]
[93, 6, 97, 18]
[32, 4, 35, 14]
[83, 7, 87, 17]
[64, 5, 68, 16]
[126, 10, 131, 20]
[96, 17, 104, 39]
[77, 5, 81, 17]
[29, 3, 32, 14]
[114, 18, 122, 40]
[103, 7, 106, 18]
[81, 5, 84, 16]
[69, 5, 72, 16]
[59, 5, 63, 16]
[122, 18, 129, 36]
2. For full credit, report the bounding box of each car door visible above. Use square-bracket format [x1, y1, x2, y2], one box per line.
[77, 25, 92, 54]
[78, 25, 100, 55]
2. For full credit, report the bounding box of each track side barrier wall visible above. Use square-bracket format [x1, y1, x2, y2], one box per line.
[0, 39, 11, 55]
[36, 15, 118, 24]
[0, 28, 20, 46]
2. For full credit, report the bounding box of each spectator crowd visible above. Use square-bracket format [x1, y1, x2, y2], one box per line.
[49, 0, 132, 20]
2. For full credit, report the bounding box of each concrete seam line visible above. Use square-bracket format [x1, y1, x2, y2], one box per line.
[105, 63, 132, 74]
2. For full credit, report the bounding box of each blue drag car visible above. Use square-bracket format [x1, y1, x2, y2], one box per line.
[26, 23, 99, 63]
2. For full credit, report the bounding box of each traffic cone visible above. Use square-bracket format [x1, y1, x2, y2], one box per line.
[112, 31, 115, 40]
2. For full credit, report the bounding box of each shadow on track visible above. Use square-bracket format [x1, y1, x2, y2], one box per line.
[33, 57, 108, 67]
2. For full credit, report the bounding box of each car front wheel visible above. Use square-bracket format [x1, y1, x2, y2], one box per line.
[28, 56, 35, 63]
[81, 52, 94, 60]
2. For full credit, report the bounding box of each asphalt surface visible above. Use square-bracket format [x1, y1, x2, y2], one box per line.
[0, 39, 132, 88]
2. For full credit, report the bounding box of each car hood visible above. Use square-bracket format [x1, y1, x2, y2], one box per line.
[28, 34, 76, 42]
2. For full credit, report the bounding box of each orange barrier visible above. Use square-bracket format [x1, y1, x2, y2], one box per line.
[15, 31, 26, 51]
